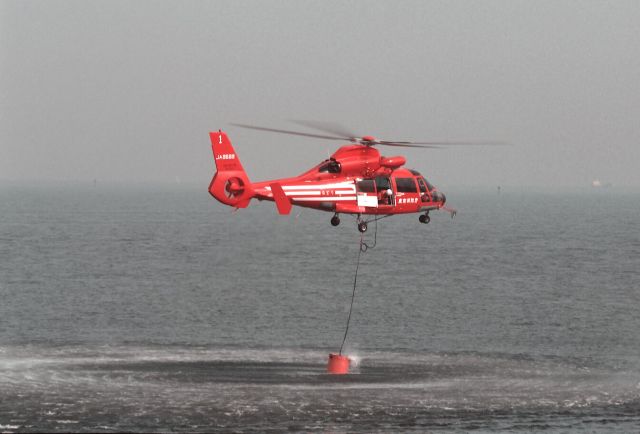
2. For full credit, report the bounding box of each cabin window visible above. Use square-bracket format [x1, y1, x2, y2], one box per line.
[357, 179, 376, 193]
[375, 176, 391, 191]
[395, 177, 418, 193]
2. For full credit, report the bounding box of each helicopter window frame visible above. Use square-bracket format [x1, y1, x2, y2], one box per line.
[374, 176, 391, 191]
[395, 177, 418, 193]
[422, 177, 435, 191]
[356, 179, 376, 193]
[417, 178, 428, 193]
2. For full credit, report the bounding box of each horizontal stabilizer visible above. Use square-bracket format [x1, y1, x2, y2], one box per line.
[270, 183, 292, 215]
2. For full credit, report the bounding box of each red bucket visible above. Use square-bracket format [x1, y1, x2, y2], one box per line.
[327, 353, 350, 374]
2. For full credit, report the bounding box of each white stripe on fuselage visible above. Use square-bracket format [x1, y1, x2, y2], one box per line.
[285, 190, 355, 196]
[282, 183, 355, 191]
[293, 197, 356, 201]
[284, 191, 321, 196]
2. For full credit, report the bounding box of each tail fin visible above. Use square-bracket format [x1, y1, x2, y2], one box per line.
[208, 131, 253, 207]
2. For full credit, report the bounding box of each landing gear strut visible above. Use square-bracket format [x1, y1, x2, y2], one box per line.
[419, 212, 431, 224]
[331, 214, 340, 227]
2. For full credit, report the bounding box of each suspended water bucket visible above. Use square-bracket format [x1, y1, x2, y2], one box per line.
[327, 353, 350, 374]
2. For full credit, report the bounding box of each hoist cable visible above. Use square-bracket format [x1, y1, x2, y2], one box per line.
[339, 233, 363, 355]
[338, 220, 380, 355]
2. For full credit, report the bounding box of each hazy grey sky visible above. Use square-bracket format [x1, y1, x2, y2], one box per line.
[1, 0, 639, 188]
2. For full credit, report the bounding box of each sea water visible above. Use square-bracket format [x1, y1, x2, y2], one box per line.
[1, 184, 639, 432]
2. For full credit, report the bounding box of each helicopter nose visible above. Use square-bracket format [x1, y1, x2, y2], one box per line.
[431, 191, 446, 205]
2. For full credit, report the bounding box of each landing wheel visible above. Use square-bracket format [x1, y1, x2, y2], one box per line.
[331, 215, 340, 226]
[419, 214, 431, 224]
[358, 221, 368, 233]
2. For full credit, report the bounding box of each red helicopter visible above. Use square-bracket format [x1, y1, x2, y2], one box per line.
[208, 122, 495, 232]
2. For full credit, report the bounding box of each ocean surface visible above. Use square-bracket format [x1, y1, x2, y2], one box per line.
[1, 184, 639, 432]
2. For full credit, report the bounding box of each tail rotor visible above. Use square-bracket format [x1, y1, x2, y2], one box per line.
[225, 177, 245, 198]
[209, 131, 253, 208]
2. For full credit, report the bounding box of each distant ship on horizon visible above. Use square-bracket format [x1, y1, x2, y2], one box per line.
[592, 179, 612, 188]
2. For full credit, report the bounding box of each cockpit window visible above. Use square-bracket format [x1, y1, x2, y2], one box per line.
[318, 162, 330, 173]
[422, 177, 434, 191]
[409, 169, 422, 176]
[417, 178, 427, 193]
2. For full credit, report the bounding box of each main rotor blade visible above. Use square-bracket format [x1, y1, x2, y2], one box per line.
[289, 120, 358, 140]
[230, 123, 349, 141]
[379, 140, 511, 146]
[231, 122, 511, 149]
[377, 142, 442, 149]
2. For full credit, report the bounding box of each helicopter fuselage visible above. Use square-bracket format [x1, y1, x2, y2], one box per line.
[208, 131, 448, 231]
